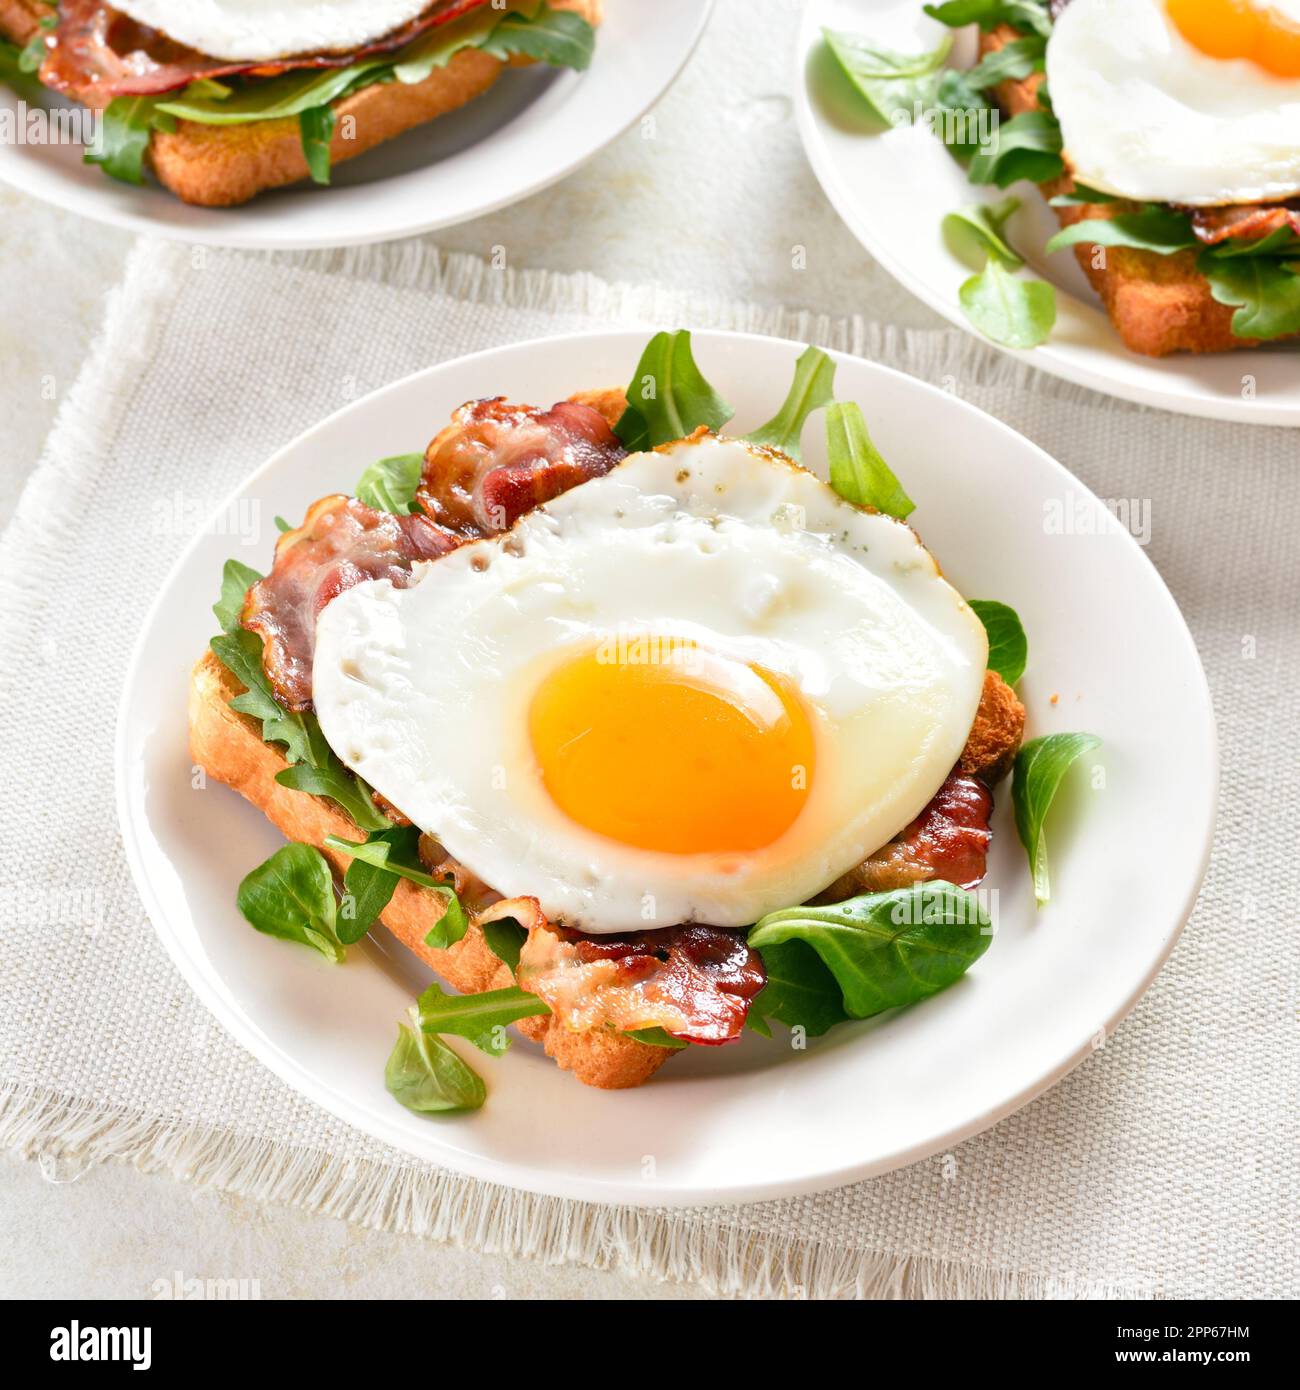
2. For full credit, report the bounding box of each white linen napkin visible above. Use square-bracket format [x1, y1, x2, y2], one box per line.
[1, 239, 1295, 1300]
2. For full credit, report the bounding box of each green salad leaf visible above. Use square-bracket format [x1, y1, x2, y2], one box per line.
[210, 627, 320, 768]
[1045, 209, 1199, 257]
[934, 69, 995, 162]
[276, 760, 391, 834]
[158, 64, 380, 125]
[1012, 733, 1102, 905]
[481, 4, 596, 70]
[1199, 251, 1300, 341]
[385, 1013, 486, 1114]
[750, 883, 993, 1021]
[958, 254, 1056, 348]
[237, 843, 344, 963]
[924, 1, 1052, 35]
[336, 824, 417, 944]
[943, 195, 1023, 269]
[1048, 183, 1120, 207]
[968, 599, 1028, 686]
[0, 37, 45, 102]
[613, 330, 734, 450]
[212, 558, 264, 635]
[744, 345, 836, 460]
[625, 1028, 689, 1049]
[821, 28, 953, 126]
[748, 940, 850, 1037]
[481, 916, 529, 971]
[355, 453, 424, 514]
[967, 110, 1064, 188]
[85, 97, 165, 186]
[324, 832, 468, 948]
[416, 983, 550, 1055]
[824, 400, 915, 520]
[298, 106, 336, 185]
[963, 34, 1046, 89]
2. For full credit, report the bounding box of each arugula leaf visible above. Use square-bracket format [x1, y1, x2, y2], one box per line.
[924, 0, 1052, 35]
[824, 401, 915, 520]
[158, 64, 387, 125]
[1199, 251, 1300, 341]
[416, 983, 549, 1056]
[1209, 226, 1300, 259]
[943, 195, 1023, 269]
[744, 346, 836, 461]
[1045, 208, 1199, 257]
[625, 1028, 689, 1049]
[958, 255, 1056, 348]
[613, 330, 734, 451]
[748, 939, 850, 1037]
[324, 833, 468, 948]
[355, 453, 424, 514]
[963, 34, 1046, 89]
[213, 558, 263, 634]
[821, 28, 952, 126]
[275, 762, 391, 833]
[967, 110, 1064, 188]
[749, 882, 993, 1020]
[385, 1013, 485, 1114]
[18, 32, 47, 73]
[481, 4, 597, 70]
[210, 629, 319, 767]
[336, 824, 417, 944]
[1012, 733, 1101, 905]
[0, 37, 45, 101]
[968, 599, 1028, 686]
[85, 97, 164, 185]
[481, 916, 529, 971]
[299, 106, 336, 185]
[237, 843, 343, 963]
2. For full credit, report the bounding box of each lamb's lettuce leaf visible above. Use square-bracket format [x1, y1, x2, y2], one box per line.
[824, 400, 915, 519]
[1199, 252, 1300, 341]
[355, 453, 424, 514]
[324, 832, 468, 949]
[821, 28, 953, 126]
[614, 330, 734, 450]
[386, 1012, 485, 1113]
[1012, 733, 1102, 905]
[958, 254, 1056, 348]
[968, 599, 1028, 686]
[744, 346, 836, 460]
[299, 105, 336, 185]
[237, 843, 344, 963]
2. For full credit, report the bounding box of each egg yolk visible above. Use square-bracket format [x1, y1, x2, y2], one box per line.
[528, 640, 816, 855]
[1167, 0, 1300, 77]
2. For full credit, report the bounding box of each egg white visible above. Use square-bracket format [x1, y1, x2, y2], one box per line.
[112, 1, 436, 63]
[312, 437, 988, 933]
[1046, 0, 1300, 206]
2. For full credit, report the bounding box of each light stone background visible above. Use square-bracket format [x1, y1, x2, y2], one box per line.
[0, 0, 946, 1299]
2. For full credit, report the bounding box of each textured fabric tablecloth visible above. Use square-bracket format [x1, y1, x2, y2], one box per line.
[1, 239, 1295, 1300]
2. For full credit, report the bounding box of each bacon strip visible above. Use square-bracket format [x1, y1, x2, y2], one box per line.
[41, 0, 489, 101]
[517, 924, 767, 1045]
[1187, 199, 1300, 247]
[242, 495, 456, 712]
[813, 773, 994, 902]
[417, 398, 627, 539]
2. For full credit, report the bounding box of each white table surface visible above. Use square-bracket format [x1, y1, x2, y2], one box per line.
[0, 0, 944, 1300]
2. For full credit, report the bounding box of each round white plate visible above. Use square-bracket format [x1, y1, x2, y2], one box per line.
[0, 1, 711, 249]
[795, 0, 1300, 426]
[116, 328, 1217, 1206]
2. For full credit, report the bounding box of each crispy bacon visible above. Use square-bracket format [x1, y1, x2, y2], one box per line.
[517, 924, 767, 1045]
[813, 772, 994, 902]
[417, 398, 627, 539]
[41, 0, 489, 101]
[242, 495, 455, 712]
[1187, 199, 1300, 247]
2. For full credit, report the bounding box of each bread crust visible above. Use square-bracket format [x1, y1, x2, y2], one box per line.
[2, 0, 603, 208]
[189, 648, 667, 1090]
[982, 25, 1293, 357]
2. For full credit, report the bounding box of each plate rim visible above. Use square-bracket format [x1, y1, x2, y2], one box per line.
[792, 6, 1300, 428]
[0, 0, 715, 250]
[115, 326, 1219, 1206]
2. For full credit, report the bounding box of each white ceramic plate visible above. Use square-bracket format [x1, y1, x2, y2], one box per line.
[795, 0, 1300, 427]
[0, 1, 711, 249]
[116, 328, 1217, 1206]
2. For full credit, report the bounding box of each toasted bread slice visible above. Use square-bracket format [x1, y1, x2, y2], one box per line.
[188, 648, 668, 1090]
[981, 25, 1290, 357]
[1, 1, 602, 208]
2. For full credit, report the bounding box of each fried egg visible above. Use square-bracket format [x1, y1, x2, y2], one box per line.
[312, 437, 987, 933]
[111, 1, 437, 63]
[1046, 0, 1300, 206]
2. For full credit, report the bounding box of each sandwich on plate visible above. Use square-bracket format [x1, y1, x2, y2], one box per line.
[190, 330, 1099, 1110]
[0, 1, 601, 204]
[824, 0, 1300, 356]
